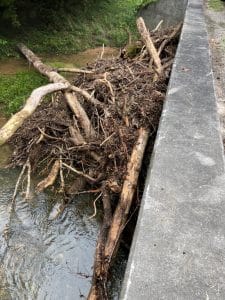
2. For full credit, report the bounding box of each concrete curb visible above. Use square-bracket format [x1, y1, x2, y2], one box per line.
[120, 0, 225, 299]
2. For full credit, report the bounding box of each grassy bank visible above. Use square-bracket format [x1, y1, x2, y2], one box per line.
[0, 71, 47, 115]
[0, 0, 154, 58]
[208, 0, 224, 11]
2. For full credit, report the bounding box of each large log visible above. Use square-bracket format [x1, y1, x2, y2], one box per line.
[17, 44, 96, 139]
[0, 83, 68, 145]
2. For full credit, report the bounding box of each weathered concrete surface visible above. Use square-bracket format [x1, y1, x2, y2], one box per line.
[140, 0, 188, 29]
[204, 0, 225, 139]
[121, 0, 225, 299]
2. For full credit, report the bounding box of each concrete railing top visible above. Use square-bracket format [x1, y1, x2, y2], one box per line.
[121, 0, 225, 299]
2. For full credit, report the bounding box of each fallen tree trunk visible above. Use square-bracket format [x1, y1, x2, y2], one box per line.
[17, 43, 96, 139]
[0, 83, 68, 145]
[88, 127, 149, 299]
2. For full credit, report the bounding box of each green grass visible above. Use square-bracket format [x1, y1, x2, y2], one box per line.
[208, 0, 224, 11]
[0, 71, 48, 115]
[0, 0, 155, 58]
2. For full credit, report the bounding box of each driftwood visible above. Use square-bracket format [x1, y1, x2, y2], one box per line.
[0, 83, 68, 145]
[137, 17, 162, 74]
[88, 128, 149, 299]
[36, 160, 60, 192]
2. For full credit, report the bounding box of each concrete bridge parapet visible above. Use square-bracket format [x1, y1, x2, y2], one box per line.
[121, 0, 225, 299]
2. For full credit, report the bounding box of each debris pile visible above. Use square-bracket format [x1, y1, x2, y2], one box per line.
[0, 18, 181, 299]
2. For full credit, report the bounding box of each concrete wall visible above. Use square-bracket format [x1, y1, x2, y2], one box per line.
[139, 0, 188, 29]
[121, 0, 225, 299]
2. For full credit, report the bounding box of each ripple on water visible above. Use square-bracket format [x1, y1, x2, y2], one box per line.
[0, 169, 100, 299]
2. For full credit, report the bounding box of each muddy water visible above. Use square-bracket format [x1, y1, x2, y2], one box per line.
[0, 47, 125, 300]
[0, 47, 119, 75]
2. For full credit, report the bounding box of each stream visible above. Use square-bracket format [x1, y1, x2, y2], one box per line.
[0, 47, 126, 300]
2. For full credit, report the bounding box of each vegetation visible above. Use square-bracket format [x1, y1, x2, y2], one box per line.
[0, 0, 155, 58]
[0, 0, 155, 116]
[0, 71, 47, 115]
[208, 0, 224, 11]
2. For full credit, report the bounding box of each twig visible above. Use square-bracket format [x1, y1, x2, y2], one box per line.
[12, 160, 28, 202]
[37, 127, 62, 141]
[88, 192, 103, 219]
[25, 159, 31, 200]
[100, 133, 115, 147]
[75, 188, 102, 195]
[70, 86, 104, 108]
[57, 67, 93, 74]
[100, 44, 105, 59]
[62, 162, 97, 183]
[59, 156, 65, 192]
[152, 19, 164, 32]
[95, 73, 115, 103]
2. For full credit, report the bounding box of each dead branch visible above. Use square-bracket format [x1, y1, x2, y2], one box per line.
[25, 159, 31, 200]
[88, 192, 103, 219]
[18, 43, 96, 139]
[0, 83, 68, 145]
[36, 160, 60, 192]
[153, 20, 164, 32]
[88, 128, 149, 299]
[100, 44, 105, 59]
[136, 17, 162, 75]
[70, 86, 104, 108]
[105, 127, 149, 258]
[12, 160, 28, 202]
[57, 67, 93, 74]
